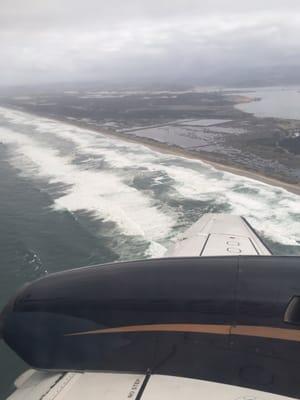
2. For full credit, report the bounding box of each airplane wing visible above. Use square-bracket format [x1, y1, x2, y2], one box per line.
[8, 370, 294, 400]
[165, 213, 271, 257]
[3, 214, 293, 400]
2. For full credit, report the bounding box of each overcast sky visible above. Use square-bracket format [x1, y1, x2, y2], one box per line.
[1, 0, 300, 86]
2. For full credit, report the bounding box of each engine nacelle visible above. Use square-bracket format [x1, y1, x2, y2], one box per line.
[1, 256, 300, 398]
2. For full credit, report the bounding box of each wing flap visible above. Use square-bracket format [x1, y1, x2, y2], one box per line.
[165, 214, 271, 256]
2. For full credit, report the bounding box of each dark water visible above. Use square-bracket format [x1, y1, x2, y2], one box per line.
[0, 146, 117, 398]
[0, 107, 299, 398]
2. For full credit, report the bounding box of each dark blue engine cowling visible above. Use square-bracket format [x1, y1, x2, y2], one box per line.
[1, 256, 300, 398]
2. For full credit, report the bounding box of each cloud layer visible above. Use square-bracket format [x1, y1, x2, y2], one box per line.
[1, 0, 300, 86]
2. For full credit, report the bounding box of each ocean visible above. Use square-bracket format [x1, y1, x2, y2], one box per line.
[0, 106, 300, 398]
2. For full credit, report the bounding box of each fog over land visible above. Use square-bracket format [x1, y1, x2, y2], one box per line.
[1, 0, 300, 86]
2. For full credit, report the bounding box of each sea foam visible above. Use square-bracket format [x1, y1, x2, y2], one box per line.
[0, 106, 299, 253]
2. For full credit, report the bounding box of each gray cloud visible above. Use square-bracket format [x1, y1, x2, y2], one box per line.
[1, 0, 300, 86]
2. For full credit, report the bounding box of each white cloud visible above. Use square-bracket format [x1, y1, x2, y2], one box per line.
[1, 1, 300, 85]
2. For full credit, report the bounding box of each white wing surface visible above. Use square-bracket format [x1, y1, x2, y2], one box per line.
[165, 213, 271, 257]
[8, 370, 293, 400]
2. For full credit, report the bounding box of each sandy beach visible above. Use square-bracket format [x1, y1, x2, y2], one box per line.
[2, 104, 299, 196]
[58, 116, 300, 197]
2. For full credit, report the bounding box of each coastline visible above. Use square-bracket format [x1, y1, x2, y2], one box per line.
[59, 116, 300, 197]
[2, 105, 300, 196]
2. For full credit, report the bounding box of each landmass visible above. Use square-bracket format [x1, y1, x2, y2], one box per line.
[0, 85, 299, 195]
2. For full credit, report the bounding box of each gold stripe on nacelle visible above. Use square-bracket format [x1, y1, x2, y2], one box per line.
[65, 323, 300, 342]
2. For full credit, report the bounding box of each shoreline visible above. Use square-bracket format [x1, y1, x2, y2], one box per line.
[2, 105, 300, 196]
[60, 116, 300, 197]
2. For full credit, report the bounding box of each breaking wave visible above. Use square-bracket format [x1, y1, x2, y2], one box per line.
[0, 106, 299, 257]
